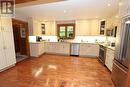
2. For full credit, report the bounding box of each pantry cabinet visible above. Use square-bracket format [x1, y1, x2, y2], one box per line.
[45, 42, 70, 55]
[0, 17, 16, 71]
[79, 43, 99, 57]
[0, 32, 7, 70]
[105, 48, 115, 71]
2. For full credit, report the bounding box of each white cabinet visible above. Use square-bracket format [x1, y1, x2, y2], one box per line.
[3, 32, 16, 67]
[44, 21, 56, 36]
[79, 43, 99, 57]
[76, 20, 91, 35]
[45, 42, 70, 55]
[0, 33, 7, 70]
[0, 17, 16, 71]
[76, 20, 99, 36]
[105, 48, 115, 71]
[30, 42, 45, 57]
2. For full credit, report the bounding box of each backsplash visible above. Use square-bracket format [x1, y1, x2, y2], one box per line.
[29, 35, 116, 44]
[72, 36, 106, 43]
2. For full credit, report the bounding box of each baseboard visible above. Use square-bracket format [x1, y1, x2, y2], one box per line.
[79, 55, 98, 58]
[45, 52, 70, 56]
[0, 64, 16, 72]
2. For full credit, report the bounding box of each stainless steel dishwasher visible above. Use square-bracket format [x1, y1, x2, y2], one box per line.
[70, 43, 80, 56]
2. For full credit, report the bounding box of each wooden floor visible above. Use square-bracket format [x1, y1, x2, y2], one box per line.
[0, 54, 115, 87]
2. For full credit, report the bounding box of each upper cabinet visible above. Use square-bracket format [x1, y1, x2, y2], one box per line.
[76, 20, 99, 36]
[1, 18, 13, 32]
[28, 18, 41, 36]
[119, 0, 130, 17]
[28, 18, 56, 36]
[99, 20, 106, 35]
[44, 21, 56, 36]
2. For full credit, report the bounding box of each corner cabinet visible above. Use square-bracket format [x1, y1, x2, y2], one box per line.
[79, 43, 99, 57]
[30, 42, 45, 57]
[0, 17, 16, 71]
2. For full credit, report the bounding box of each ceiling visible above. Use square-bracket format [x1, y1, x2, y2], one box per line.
[15, 0, 37, 4]
[15, 0, 119, 21]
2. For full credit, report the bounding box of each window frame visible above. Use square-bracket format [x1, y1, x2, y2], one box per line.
[57, 24, 75, 39]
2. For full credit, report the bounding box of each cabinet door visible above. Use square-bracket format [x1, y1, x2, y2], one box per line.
[76, 20, 90, 35]
[105, 49, 114, 71]
[1, 18, 12, 32]
[3, 31, 16, 67]
[0, 32, 7, 70]
[90, 20, 99, 35]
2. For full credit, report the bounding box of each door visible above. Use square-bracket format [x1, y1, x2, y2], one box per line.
[13, 24, 21, 53]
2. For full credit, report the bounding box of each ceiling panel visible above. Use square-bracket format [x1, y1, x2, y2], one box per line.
[15, 0, 119, 21]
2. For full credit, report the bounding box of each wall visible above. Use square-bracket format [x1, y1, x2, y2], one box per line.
[106, 15, 119, 29]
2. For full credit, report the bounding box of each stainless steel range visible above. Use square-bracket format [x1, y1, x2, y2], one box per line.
[99, 45, 106, 65]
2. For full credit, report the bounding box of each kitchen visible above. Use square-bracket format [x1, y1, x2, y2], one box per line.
[0, 0, 130, 87]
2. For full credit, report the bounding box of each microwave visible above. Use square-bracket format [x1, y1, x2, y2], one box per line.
[106, 26, 117, 37]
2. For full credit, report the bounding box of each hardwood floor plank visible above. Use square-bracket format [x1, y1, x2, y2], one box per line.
[0, 54, 115, 87]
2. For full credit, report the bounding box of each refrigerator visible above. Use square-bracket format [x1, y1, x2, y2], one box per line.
[112, 17, 130, 87]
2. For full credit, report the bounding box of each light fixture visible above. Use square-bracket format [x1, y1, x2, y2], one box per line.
[96, 17, 98, 18]
[64, 10, 66, 13]
[107, 4, 111, 6]
[119, 2, 123, 6]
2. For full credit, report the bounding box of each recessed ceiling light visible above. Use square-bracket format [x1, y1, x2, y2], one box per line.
[96, 17, 98, 18]
[119, 2, 122, 6]
[64, 10, 66, 13]
[107, 4, 111, 6]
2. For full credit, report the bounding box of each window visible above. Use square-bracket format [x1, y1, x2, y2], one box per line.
[57, 24, 75, 39]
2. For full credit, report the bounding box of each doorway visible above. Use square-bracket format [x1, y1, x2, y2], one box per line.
[12, 19, 30, 62]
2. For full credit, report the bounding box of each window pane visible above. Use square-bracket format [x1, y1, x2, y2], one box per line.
[59, 26, 66, 38]
[67, 26, 74, 38]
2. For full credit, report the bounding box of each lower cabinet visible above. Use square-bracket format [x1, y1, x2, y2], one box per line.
[105, 48, 115, 71]
[45, 42, 70, 55]
[30, 42, 45, 57]
[79, 43, 99, 57]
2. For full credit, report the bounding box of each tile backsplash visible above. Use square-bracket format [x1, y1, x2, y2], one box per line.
[29, 35, 116, 43]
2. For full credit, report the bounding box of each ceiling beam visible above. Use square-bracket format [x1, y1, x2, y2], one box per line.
[16, 0, 66, 8]
[15, 0, 37, 4]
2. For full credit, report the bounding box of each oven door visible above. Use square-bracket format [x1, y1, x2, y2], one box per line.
[99, 45, 106, 64]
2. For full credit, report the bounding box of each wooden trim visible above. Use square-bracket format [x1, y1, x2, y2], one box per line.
[12, 19, 30, 57]
[57, 24, 75, 39]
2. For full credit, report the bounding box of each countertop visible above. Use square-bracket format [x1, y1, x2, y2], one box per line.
[98, 43, 115, 51]
[30, 41, 98, 44]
